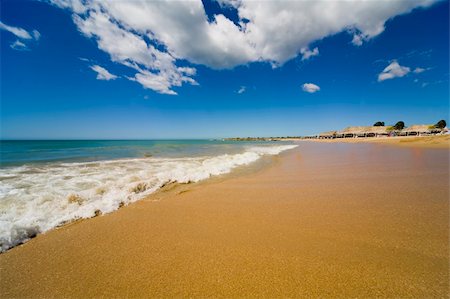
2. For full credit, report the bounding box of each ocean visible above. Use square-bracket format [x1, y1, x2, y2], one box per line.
[0, 140, 297, 252]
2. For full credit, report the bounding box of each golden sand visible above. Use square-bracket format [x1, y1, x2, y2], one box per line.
[0, 142, 448, 298]
[311, 134, 450, 149]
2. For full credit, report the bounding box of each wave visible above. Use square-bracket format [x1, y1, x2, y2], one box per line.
[0, 144, 297, 252]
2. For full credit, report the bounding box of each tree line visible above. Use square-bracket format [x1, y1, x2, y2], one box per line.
[372, 120, 446, 130]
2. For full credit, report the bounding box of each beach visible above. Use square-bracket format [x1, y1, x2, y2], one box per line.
[0, 139, 448, 298]
[312, 134, 450, 149]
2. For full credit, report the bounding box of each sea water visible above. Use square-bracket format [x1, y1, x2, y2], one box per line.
[0, 140, 297, 252]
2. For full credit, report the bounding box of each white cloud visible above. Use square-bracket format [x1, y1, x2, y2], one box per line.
[302, 83, 320, 93]
[413, 67, 427, 74]
[378, 61, 429, 82]
[70, 9, 198, 95]
[0, 20, 40, 41]
[90, 65, 118, 81]
[237, 86, 246, 94]
[0, 21, 33, 39]
[49, 0, 439, 94]
[32, 30, 41, 40]
[300, 47, 319, 61]
[49, 0, 87, 14]
[129, 71, 177, 95]
[0, 20, 41, 51]
[351, 33, 364, 46]
[377, 60, 411, 82]
[232, 0, 436, 63]
[10, 40, 29, 51]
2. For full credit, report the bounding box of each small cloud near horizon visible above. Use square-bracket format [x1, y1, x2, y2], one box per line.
[302, 83, 320, 93]
[90, 65, 118, 81]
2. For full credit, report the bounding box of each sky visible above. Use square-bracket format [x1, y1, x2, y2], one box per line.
[0, 0, 448, 139]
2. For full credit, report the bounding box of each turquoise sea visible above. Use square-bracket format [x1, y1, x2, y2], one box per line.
[0, 139, 280, 166]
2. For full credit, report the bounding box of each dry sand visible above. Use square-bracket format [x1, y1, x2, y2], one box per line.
[0, 141, 448, 298]
[310, 134, 450, 149]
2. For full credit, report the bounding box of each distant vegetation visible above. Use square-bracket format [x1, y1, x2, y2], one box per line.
[393, 121, 405, 130]
[373, 121, 385, 126]
[435, 119, 446, 129]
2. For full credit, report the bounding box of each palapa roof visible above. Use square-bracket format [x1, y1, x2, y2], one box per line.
[337, 126, 389, 135]
[318, 124, 445, 137]
[369, 126, 391, 134]
[401, 124, 435, 132]
[319, 130, 336, 136]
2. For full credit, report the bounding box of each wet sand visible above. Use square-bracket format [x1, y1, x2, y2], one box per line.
[1, 142, 448, 298]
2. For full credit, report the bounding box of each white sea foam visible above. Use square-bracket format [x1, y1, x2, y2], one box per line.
[0, 144, 297, 252]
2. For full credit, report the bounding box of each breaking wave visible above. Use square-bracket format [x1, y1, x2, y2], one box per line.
[0, 144, 297, 252]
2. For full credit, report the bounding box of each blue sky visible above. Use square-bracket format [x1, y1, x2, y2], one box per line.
[1, 0, 448, 139]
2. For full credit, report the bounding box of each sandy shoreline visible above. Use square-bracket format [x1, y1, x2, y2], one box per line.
[1, 141, 448, 298]
[300, 134, 450, 149]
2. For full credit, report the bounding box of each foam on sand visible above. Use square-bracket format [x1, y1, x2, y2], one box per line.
[0, 144, 297, 252]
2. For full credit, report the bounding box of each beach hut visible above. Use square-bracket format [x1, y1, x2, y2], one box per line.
[429, 127, 445, 135]
[336, 126, 389, 138]
[367, 126, 390, 137]
[318, 131, 336, 139]
[400, 125, 437, 136]
[338, 126, 363, 138]
[338, 126, 389, 138]
[303, 135, 318, 139]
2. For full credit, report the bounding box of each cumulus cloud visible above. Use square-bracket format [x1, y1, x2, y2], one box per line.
[302, 83, 320, 93]
[71, 10, 198, 95]
[377, 61, 411, 82]
[231, 0, 436, 63]
[0, 20, 41, 50]
[90, 65, 118, 80]
[129, 71, 177, 95]
[237, 86, 246, 94]
[300, 47, 319, 61]
[49, 0, 439, 94]
[49, 0, 87, 14]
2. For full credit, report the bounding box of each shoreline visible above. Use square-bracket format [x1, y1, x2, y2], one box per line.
[226, 135, 450, 149]
[1, 141, 448, 297]
[303, 134, 450, 149]
[0, 144, 297, 253]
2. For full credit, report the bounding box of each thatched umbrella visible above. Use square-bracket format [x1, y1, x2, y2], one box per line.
[318, 131, 337, 139]
[401, 124, 436, 136]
